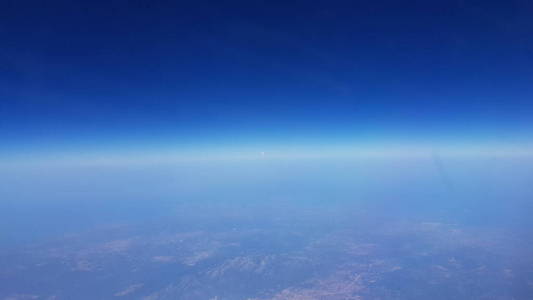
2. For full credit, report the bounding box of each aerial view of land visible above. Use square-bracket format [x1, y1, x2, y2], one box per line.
[1, 205, 532, 300]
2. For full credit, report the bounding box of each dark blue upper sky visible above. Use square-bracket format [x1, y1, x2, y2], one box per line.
[2, 0, 533, 154]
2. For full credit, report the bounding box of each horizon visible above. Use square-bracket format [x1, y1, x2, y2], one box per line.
[2, 1, 533, 299]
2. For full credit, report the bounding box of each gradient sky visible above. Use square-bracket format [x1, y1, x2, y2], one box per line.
[2, 0, 533, 157]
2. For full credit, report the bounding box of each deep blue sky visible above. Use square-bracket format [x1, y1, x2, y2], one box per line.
[2, 0, 533, 155]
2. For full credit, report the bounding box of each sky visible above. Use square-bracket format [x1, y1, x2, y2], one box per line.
[1, 0, 533, 160]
